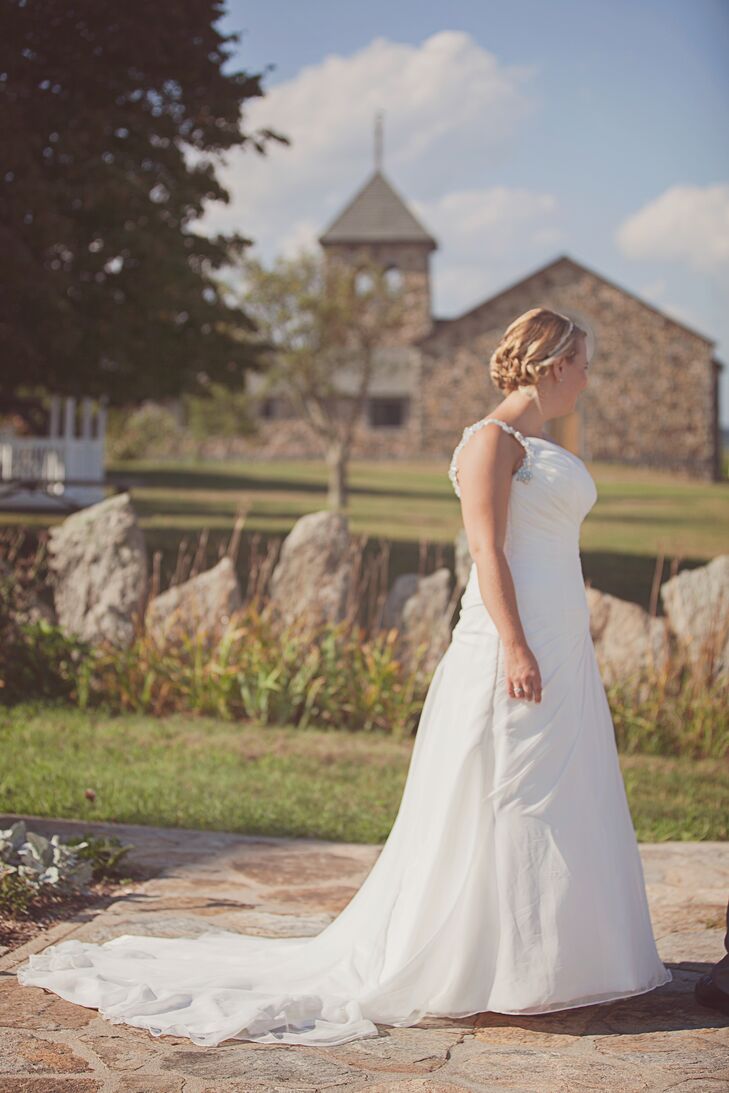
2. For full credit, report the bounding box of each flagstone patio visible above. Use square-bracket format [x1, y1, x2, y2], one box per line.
[1, 814, 727, 1092]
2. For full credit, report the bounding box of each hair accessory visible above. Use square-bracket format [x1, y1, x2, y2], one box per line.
[538, 315, 575, 364]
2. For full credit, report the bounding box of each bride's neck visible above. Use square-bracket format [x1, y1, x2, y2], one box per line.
[496, 392, 550, 437]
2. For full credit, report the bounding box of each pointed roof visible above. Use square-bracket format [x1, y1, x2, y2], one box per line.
[417, 254, 715, 348]
[319, 169, 437, 250]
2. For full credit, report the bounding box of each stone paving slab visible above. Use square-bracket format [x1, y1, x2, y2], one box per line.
[0, 813, 728, 1092]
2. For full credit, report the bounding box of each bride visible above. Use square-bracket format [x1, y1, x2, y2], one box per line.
[17, 306, 672, 1046]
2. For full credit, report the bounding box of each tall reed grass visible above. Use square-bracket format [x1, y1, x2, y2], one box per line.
[1, 526, 726, 758]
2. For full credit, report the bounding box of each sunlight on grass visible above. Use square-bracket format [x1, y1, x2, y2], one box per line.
[2, 704, 726, 843]
[113, 455, 729, 557]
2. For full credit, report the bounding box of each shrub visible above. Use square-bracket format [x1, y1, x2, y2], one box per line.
[63, 833, 134, 881]
[0, 823, 134, 918]
[0, 820, 93, 896]
[106, 401, 185, 460]
[80, 606, 430, 739]
[0, 531, 91, 704]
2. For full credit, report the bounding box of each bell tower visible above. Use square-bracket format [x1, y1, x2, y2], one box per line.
[318, 112, 438, 344]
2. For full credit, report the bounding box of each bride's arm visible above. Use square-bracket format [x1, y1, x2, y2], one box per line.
[455, 426, 542, 703]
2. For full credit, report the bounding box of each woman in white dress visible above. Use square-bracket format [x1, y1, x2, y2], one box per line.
[17, 306, 672, 1046]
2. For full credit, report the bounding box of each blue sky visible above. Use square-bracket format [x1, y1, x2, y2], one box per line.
[209, 0, 729, 423]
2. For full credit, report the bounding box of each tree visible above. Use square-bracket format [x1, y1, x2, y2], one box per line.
[234, 248, 407, 510]
[0, 0, 289, 424]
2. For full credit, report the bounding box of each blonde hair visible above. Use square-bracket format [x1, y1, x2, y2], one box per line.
[489, 307, 586, 393]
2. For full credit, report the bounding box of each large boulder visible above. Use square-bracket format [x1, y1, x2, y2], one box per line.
[381, 573, 419, 631]
[266, 511, 354, 631]
[383, 568, 454, 678]
[145, 556, 242, 644]
[586, 586, 670, 689]
[660, 555, 729, 681]
[47, 492, 147, 648]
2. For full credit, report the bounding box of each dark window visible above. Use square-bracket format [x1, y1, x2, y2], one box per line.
[260, 396, 295, 420]
[368, 397, 408, 427]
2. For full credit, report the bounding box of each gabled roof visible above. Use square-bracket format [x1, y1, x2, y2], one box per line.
[418, 254, 715, 347]
[319, 169, 438, 249]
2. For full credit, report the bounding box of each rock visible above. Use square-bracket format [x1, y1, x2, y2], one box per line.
[660, 555, 729, 680]
[454, 527, 473, 589]
[266, 511, 354, 630]
[162, 1045, 356, 1087]
[0, 1027, 95, 1074]
[329, 1025, 463, 1074]
[381, 573, 419, 631]
[384, 568, 453, 678]
[0, 976, 96, 1031]
[586, 587, 670, 689]
[145, 556, 241, 644]
[47, 492, 147, 649]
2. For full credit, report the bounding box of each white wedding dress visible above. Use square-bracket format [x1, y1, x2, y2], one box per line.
[17, 416, 672, 1046]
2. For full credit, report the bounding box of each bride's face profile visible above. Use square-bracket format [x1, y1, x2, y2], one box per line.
[553, 335, 589, 409]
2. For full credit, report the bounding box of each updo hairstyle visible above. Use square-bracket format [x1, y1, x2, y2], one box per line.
[489, 308, 586, 393]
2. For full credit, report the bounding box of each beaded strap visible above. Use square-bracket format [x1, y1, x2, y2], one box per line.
[448, 417, 534, 498]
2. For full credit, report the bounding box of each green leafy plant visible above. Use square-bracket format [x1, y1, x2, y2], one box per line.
[63, 834, 134, 881]
[0, 821, 93, 893]
[0, 868, 36, 916]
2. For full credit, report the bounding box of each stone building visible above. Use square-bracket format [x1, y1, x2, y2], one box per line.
[246, 165, 723, 480]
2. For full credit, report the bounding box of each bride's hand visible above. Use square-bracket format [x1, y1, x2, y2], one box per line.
[504, 643, 542, 703]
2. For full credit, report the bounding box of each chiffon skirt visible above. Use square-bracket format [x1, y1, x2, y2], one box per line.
[17, 562, 672, 1046]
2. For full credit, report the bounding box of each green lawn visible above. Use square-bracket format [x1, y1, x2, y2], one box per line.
[2, 704, 727, 843]
[1, 455, 727, 609]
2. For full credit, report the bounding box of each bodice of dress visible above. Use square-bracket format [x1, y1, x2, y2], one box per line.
[450, 417, 599, 629]
[449, 417, 534, 493]
[449, 417, 596, 531]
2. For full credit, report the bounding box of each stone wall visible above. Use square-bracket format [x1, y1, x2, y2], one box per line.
[322, 240, 435, 345]
[419, 257, 718, 479]
[204, 412, 422, 461]
[226, 256, 719, 480]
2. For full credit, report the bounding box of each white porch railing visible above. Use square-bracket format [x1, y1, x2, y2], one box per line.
[0, 396, 108, 511]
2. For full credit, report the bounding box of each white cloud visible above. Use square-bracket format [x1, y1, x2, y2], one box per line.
[413, 186, 562, 314]
[197, 30, 538, 254]
[194, 31, 572, 318]
[616, 184, 729, 272]
[413, 186, 559, 258]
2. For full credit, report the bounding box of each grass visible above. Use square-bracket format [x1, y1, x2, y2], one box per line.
[113, 455, 729, 555]
[1, 455, 725, 609]
[2, 703, 727, 843]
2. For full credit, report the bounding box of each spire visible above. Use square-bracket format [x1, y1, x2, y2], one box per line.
[318, 112, 437, 249]
[374, 110, 383, 171]
[318, 170, 437, 248]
